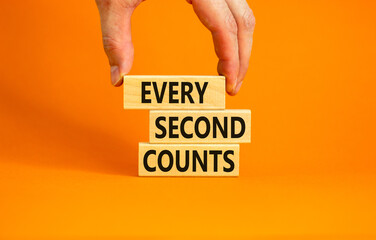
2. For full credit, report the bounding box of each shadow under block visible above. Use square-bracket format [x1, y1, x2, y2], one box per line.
[139, 143, 239, 176]
[149, 110, 251, 143]
[123, 75, 225, 109]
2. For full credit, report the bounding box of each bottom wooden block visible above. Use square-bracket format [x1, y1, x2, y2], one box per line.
[139, 143, 239, 176]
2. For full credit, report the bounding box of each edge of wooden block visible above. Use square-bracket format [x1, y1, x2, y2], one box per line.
[124, 75, 226, 79]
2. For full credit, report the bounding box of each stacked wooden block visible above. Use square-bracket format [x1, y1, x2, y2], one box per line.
[123, 76, 251, 176]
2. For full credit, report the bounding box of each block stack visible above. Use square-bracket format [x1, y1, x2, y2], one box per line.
[123, 76, 251, 176]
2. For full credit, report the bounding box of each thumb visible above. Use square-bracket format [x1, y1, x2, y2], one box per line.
[96, 0, 139, 86]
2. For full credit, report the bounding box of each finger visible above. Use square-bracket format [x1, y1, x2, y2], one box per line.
[189, 0, 240, 95]
[225, 0, 255, 94]
[95, 0, 141, 86]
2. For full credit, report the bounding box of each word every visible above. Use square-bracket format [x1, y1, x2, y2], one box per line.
[123, 76, 225, 109]
[142, 81, 208, 104]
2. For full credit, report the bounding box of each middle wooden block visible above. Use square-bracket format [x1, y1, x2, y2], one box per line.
[149, 110, 251, 143]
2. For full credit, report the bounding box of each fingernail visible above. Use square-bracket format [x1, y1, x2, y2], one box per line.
[233, 81, 243, 94]
[110, 66, 122, 86]
[226, 81, 237, 94]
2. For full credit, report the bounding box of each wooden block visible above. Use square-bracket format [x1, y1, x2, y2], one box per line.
[139, 143, 239, 176]
[123, 75, 225, 109]
[149, 110, 251, 143]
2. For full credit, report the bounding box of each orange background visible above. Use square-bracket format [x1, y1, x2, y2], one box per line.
[1, 0, 376, 238]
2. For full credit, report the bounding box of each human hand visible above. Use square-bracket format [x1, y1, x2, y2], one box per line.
[95, 0, 255, 95]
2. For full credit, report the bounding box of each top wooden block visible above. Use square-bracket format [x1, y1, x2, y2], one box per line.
[123, 75, 225, 109]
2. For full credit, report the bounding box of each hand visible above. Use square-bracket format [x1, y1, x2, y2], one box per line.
[95, 0, 255, 95]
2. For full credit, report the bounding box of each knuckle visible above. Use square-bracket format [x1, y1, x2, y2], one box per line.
[96, 0, 142, 9]
[95, 0, 111, 9]
[241, 9, 256, 31]
[118, 0, 142, 9]
[225, 13, 238, 35]
[102, 36, 121, 53]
